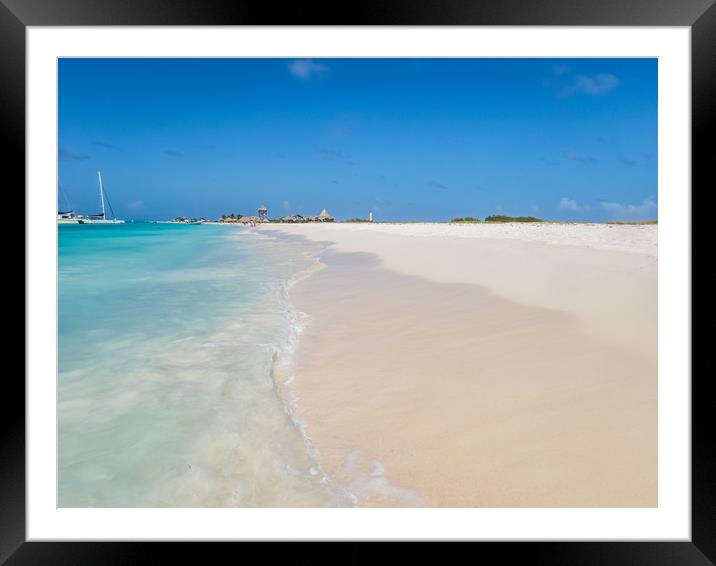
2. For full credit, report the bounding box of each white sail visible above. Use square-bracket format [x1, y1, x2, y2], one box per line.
[82, 171, 125, 224]
[98, 171, 106, 219]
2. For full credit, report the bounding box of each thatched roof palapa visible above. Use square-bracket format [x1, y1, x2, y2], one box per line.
[317, 209, 334, 221]
[238, 215, 265, 224]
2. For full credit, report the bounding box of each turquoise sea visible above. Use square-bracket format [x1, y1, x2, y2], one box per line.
[58, 223, 351, 507]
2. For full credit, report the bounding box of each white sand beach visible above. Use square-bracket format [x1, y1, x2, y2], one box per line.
[272, 222, 658, 507]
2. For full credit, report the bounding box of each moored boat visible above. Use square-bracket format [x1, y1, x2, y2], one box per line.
[81, 171, 125, 224]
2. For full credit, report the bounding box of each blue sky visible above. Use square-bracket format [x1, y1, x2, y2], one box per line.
[58, 58, 657, 221]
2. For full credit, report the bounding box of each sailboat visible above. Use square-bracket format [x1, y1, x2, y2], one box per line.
[57, 182, 82, 223]
[57, 210, 81, 223]
[82, 171, 124, 224]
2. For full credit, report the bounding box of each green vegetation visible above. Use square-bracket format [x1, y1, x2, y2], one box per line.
[484, 215, 544, 223]
[449, 215, 545, 223]
[344, 218, 372, 223]
[605, 219, 658, 225]
[450, 217, 481, 223]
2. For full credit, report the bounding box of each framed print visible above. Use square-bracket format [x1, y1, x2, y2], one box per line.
[6, 0, 709, 562]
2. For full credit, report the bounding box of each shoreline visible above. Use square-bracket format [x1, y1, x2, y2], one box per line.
[272, 223, 657, 507]
[269, 245, 357, 506]
[273, 223, 657, 362]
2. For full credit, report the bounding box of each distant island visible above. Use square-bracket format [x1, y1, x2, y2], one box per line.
[165, 206, 375, 225]
[485, 215, 544, 223]
[449, 217, 482, 223]
[450, 215, 545, 223]
[163, 210, 656, 226]
[219, 207, 336, 224]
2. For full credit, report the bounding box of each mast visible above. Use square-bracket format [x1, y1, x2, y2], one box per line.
[97, 171, 106, 218]
[58, 182, 72, 213]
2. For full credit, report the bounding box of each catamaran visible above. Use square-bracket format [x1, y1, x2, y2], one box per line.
[82, 171, 124, 224]
[57, 211, 81, 223]
[57, 183, 83, 223]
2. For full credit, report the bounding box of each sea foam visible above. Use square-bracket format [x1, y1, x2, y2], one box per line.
[58, 223, 351, 507]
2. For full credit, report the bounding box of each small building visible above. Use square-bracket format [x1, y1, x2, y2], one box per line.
[258, 205, 268, 221]
[317, 208, 334, 222]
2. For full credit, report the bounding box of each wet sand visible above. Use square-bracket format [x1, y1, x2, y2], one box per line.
[274, 224, 657, 507]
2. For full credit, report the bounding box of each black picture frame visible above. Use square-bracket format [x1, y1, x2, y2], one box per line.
[5, 0, 707, 562]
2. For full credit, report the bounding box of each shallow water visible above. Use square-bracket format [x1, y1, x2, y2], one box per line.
[58, 223, 351, 507]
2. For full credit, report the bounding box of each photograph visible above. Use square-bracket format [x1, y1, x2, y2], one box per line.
[57, 56, 658, 509]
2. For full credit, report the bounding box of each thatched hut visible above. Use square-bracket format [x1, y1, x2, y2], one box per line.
[238, 215, 263, 224]
[317, 209, 334, 222]
[279, 214, 305, 223]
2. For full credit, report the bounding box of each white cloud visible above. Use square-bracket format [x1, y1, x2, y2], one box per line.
[127, 199, 145, 209]
[559, 197, 590, 212]
[562, 73, 619, 96]
[289, 59, 328, 80]
[600, 198, 657, 218]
